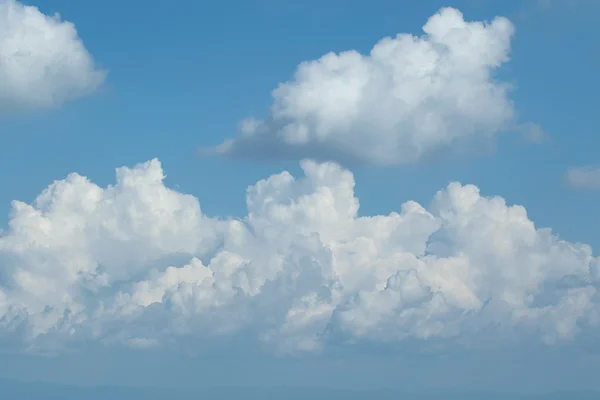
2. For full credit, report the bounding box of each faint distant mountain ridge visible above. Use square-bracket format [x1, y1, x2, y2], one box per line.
[0, 378, 598, 399]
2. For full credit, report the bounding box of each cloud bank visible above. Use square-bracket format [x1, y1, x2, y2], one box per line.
[208, 7, 521, 166]
[0, 158, 598, 355]
[0, 0, 105, 114]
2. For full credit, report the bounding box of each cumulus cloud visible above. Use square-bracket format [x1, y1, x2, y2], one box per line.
[0, 0, 105, 113]
[206, 7, 527, 166]
[566, 166, 600, 190]
[0, 158, 598, 355]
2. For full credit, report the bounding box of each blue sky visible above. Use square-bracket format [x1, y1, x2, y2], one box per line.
[0, 0, 600, 395]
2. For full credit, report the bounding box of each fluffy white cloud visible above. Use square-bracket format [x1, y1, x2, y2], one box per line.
[566, 166, 600, 190]
[0, 158, 598, 355]
[0, 0, 105, 113]
[207, 7, 524, 166]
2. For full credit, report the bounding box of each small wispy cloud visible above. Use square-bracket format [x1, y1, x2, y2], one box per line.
[566, 166, 600, 190]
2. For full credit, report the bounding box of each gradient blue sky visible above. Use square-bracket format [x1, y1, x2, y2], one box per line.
[1, 0, 600, 395]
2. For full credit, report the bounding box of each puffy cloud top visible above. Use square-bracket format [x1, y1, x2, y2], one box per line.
[209, 7, 518, 166]
[0, 0, 105, 113]
[0, 158, 598, 355]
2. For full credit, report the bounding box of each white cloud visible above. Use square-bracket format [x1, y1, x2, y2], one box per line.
[0, 158, 598, 355]
[0, 0, 105, 113]
[566, 166, 600, 190]
[207, 7, 525, 166]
